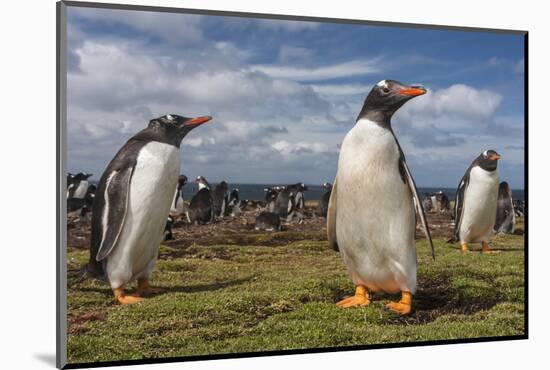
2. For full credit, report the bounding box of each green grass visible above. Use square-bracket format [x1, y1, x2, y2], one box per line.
[66, 226, 525, 364]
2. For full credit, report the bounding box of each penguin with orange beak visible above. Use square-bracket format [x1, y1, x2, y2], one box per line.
[83, 114, 212, 304]
[328, 80, 433, 315]
[451, 150, 501, 253]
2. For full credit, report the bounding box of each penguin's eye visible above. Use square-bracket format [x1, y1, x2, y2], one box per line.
[382, 87, 390, 94]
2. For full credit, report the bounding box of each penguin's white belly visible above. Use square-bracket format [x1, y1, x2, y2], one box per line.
[106, 142, 180, 288]
[335, 120, 416, 294]
[459, 167, 499, 243]
[170, 190, 185, 215]
[73, 180, 89, 199]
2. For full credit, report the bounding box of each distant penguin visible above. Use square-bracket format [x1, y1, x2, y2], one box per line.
[67, 172, 93, 199]
[513, 199, 525, 217]
[264, 187, 280, 212]
[422, 195, 433, 212]
[187, 176, 214, 225]
[327, 80, 433, 315]
[163, 215, 175, 241]
[76, 114, 212, 304]
[439, 192, 451, 213]
[170, 175, 188, 217]
[274, 186, 298, 222]
[67, 184, 96, 216]
[212, 181, 229, 218]
[287, 182, 308, 209]
[255, 211, 282, 231]
[451, 150, 501, 253]
[494, 181, 516, 234]
[317, 182, 333, 217]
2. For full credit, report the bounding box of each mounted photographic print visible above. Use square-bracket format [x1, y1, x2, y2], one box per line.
[57, 1, 527, 368]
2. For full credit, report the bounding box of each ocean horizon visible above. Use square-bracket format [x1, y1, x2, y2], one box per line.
[181, 183, 526, 202]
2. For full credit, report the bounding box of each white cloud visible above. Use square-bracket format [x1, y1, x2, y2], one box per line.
[255, 19, 320, 31]
[310, 83, 370, 96]
[251, 59, 381, 81]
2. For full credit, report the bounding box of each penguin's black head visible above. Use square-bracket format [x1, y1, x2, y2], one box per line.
[476, 149, 501, 171]
[499, 181, 512, 198]
[178, 174, 188, 187]
[145, 114, 212, 147]
[74, 172, 93, 181]
[358, 80, 426, 124]
[322, 182, 333, 190]
[195, 175, 211, 190]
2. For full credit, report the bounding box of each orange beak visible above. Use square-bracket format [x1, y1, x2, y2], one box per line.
[399, 87, 427, 96]
[184, 116, 212, 126]
[489, 153, 501, 160]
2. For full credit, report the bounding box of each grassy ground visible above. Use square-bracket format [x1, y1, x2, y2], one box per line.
[66, 218, 525, 364]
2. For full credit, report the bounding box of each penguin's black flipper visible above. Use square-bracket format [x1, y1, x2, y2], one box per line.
[95, 166, 135, 262]
[399, 157, 435, 260]
[327, 180, 339, 252]
[452, 171, 470, 243]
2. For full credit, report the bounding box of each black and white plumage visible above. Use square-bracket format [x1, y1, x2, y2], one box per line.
[67, 172, 93, 199]
[163, 215, 175, 241]
[263, 186, 281, 212]
[452, 150, 501, 248]
[212, 181, 229, 218]
[67, 184, 96, 217]
[82, 114, 211, 304]
[187, 176, 214, 225]
[317, 182, 333, 217]
[273, 186, 298, 222]
[494, 181, 516, 234]
[255, 211, 282, 231]
[327, 80, 433, 314]
[170, 174, 188, 217]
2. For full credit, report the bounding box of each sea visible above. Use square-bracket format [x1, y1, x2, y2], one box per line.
[86, 180, 524, 201]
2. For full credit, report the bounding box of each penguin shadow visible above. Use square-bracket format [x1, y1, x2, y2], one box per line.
[76, 275, 256, 298]
[448, 244, 524, 253]
[358, 275, 500, 325]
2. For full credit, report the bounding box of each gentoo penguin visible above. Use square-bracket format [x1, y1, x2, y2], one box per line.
[274, 186, 298, 222]
[317, 182, 333, 217]
[264, 186, 280, 212]
[451, 150, 501, 252]
[212, 181, 229, 218]
[67, 184, 96, 216]
[187, 176, 214, 224]
[286, 182, 308, 209]
[439, 191, 451, 213]
[422, 195, 433, 212]
[255, 211, 282, 231]
[327, 80, 433, 315]
[494, 182, 516, 234]
[67, 172, 93, 199]
[170, 174, 188, 217]
[82, 114, 211, 304]
[513, 199, 525, 217]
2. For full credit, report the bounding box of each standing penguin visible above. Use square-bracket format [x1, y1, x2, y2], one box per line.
[81, 114, 212, 304]
[170, 174, 188, 217]
[327, 80, 433, 315]
[317, 182, 333, 217]
[187, 176, 214, 225]
[212, 181, 229, 219]
[494, 181, 516, 234]
[451, 150, 501, 252]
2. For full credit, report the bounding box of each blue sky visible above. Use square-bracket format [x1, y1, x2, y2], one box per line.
[66, 7, 525, 188]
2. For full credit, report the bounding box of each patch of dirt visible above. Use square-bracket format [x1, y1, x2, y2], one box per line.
[67, 204, 457, 255]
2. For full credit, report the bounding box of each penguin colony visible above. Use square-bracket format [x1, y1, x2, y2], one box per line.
[69, 80, 523, 313]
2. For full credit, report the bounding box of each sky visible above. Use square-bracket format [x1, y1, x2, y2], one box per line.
[66, 6, 525, 188]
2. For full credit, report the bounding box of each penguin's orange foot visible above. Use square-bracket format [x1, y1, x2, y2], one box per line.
[137, 278, 166, 297]
[117, 294, 144, 305]
[481, 242, 500, 254]
[461, 243, 470, 252]
[385, 291, 412, 315]
[385, 301, 411, 315]
[336, 285, 370, 308]
[113, 288, 144, 305]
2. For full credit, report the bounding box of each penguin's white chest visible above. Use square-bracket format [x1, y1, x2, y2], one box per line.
[335, 119, 416, 294]
[73, 180, 89, 199]
[459, 166, 499, 243]
[106, 141, 180, 288]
